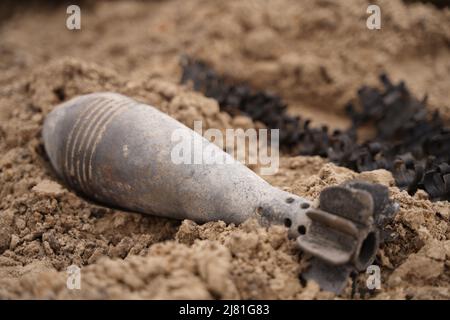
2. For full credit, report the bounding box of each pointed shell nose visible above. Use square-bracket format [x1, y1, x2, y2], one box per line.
[43, 93, 136, 192]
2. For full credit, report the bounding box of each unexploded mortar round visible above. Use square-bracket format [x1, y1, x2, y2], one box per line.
[43, 92, 312, 237]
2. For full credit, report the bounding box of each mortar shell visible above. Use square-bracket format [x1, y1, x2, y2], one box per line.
[43, 92, 311, 235]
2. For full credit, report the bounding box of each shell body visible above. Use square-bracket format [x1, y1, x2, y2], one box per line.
[43, 93, 311, 234]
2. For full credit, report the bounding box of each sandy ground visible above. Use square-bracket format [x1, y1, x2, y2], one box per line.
[0, 0, 449, 299]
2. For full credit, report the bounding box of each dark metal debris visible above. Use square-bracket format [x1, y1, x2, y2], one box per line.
[344, 74, 450, 200]
[180, 56, 450, 201]
[180, 55, 330, 156]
